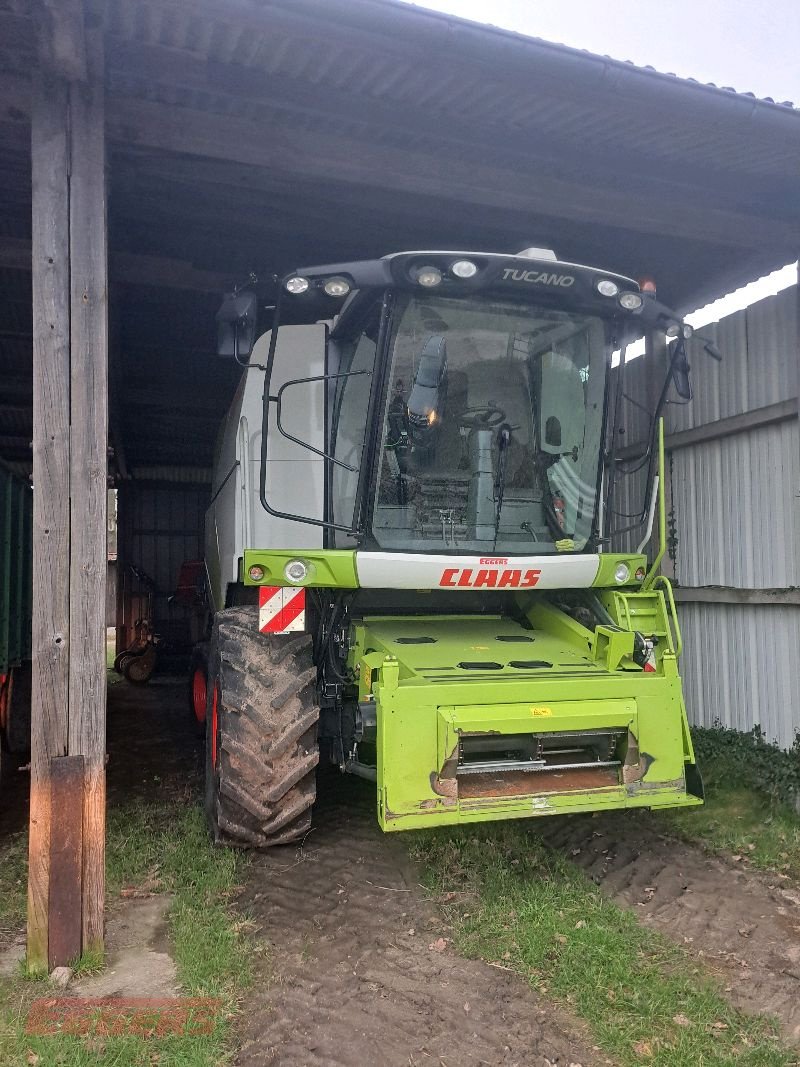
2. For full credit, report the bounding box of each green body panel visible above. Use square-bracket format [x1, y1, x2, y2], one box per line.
[593, 553, 647, 587]
[244, 549, 358, 588]
[0, 466, 32, 676]
[347, 594, 700, 831]
[242, 423, 698, 831]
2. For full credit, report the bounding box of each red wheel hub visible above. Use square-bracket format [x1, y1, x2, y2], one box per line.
[192, 667, 207, 723]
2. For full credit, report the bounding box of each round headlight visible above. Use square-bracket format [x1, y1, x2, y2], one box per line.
[451, 259, 478, 279]
[614, 562, 631, 584]
[323, 276, 351, 298]
[284, 559, 309, 584]
[248, 564, 265, 582]
[285, 276, 310, 294]
[416, 266, 442, 288]
[619, 292, 644, 311]
[596, 278, 619, 298]
[666, 322, 693, 340]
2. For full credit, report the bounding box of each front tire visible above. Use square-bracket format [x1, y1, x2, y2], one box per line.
[204, 607, 318, 848]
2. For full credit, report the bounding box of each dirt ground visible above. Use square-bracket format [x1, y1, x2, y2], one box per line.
[4, 673, 800, 1061]
[539, 813, 800, 1043]
[235, 773, 601, 1067]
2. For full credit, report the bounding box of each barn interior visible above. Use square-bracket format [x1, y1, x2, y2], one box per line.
[0, 0, 798, 969]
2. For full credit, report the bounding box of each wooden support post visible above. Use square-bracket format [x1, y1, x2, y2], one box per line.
[28, 70, 72, 975]
[48, 755, 85, 968]
[68, 34, 108, 956]
[28, 16, 108, 973]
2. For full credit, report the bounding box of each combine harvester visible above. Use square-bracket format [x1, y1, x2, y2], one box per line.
[194, 247, 715, 846]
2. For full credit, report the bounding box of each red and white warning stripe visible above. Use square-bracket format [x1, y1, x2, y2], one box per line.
[258, 586, 306, 634]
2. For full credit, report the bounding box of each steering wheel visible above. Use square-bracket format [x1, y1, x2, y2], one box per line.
[459, 406, 506, 430]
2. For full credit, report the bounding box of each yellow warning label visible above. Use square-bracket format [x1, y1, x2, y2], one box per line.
[363, 666, 373, 692]
[471, 645, 490, 651]
[531, 706, 553, 717]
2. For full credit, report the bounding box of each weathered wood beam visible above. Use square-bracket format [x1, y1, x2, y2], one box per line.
[47, 755, 85, 968]
[0, 236, 229, 292]
[105, 37, 795, 209]
[37, 0, 87, 82]
[105, 94, 797, 252]
[67, 25, 107, 956]
[2, 63, 796, 250]
[28, 68, 71, 974]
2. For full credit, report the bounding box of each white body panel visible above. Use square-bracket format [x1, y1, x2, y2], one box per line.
[355, 552, 600, 589]
[206, 324, 326, 608]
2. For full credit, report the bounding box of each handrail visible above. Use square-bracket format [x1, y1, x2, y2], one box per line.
[651, 574, 683, 657]
[642, 417, 666, 589]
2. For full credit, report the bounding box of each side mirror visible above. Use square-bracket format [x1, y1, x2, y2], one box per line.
[216, 290, 258, 360]
[670, 343, 692, 400]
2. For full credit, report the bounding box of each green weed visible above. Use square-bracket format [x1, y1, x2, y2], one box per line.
[0, 799, 252, 1067]
[411, 824, 796, 1067]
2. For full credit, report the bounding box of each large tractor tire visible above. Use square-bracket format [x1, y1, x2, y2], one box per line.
[204, 606, 319, 848]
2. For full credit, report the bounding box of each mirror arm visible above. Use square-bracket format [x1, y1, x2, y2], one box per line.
[696, 333, 722, 361]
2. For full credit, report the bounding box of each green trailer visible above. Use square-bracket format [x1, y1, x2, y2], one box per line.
[0, 464, 33, 785]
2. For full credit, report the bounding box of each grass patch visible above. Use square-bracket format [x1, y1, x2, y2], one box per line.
[0, 831, 27, 940]
[0, 798, 252, 1066]
[662, 759, 800, 881]
[411, 824, 796, 1067]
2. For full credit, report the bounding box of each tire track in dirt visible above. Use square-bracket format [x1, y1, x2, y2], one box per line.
[235, 775, 606, 1067]
[537, 812, 800, 1042]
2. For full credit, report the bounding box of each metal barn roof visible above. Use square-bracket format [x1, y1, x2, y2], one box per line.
[1, 0, 799, 472]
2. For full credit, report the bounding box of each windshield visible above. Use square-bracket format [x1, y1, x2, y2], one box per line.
[371, 294, 608, 554]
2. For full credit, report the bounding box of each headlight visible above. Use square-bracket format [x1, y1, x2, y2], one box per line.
[614, 562, 631, 584]
[323, 276, 351, 298]
[416, 266, 442, 288]
[619, 291, 644, 311]
[248, 564, 265, 582]
[667, 322, 694, 339]
[596, 278, 619, 297]
[285, 276, 310, 294]
[284, 559, 309, 583]
[451, 259, 478, 278]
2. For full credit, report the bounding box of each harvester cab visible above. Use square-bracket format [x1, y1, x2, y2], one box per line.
[200, 247, 709, 847]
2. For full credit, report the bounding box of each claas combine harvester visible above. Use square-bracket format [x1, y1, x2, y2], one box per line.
[191, 246, 716, 847]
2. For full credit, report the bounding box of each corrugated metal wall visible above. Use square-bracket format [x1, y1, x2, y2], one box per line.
[116, 479, 210, 651]
[623, 285, 800, 749]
